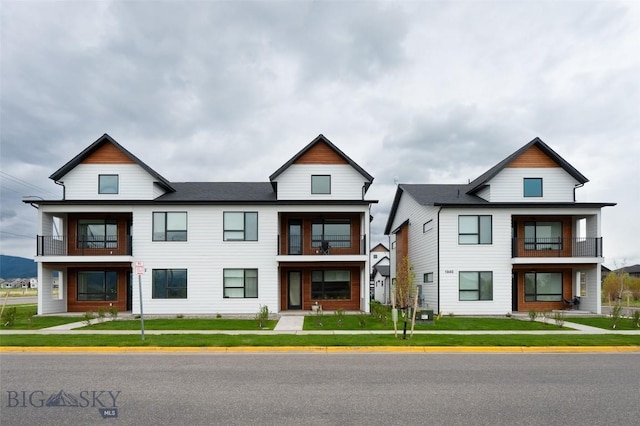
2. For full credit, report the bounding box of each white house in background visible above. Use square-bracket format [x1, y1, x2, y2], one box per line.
[371, 256, 391, 304]
[370, 242, 389, 266]
[385, 137, 615, 315]
[28, 133, 376, 315]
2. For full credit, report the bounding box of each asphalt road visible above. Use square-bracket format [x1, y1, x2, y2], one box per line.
[1, 296, 37, 305]
[1, 352, 639, 425]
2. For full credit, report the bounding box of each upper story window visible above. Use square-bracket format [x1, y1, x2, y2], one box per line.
[311, 175, 331, 194]
[224, 212, 258, 241]
[312, 218, 351, 248]
[423, 220, 433, 233]
[523, 178, 543, 197]
[98, 174, 119, 194]
[458, 215, 492, 245]
[78, 219, 117, 248]
[153, 212, 187, 241]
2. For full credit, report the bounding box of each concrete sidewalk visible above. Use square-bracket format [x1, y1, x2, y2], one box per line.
[1, 315, 640, 335]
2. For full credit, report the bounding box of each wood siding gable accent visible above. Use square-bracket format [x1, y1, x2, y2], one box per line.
[293, 140, 349, 165]
[81, 141, 136, 164]
[507, 145, 560, 168]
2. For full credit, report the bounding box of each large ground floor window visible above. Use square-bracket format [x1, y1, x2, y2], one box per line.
[224, 269, 258, 298]
[152, 269, 187, 299]
[459, 271, 493, 301]
[525, 272, 562, 301]
[77, 271, 117, 301]
[311, 270, 350, 300]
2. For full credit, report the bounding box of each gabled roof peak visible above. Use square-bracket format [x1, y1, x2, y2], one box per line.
[269, 134, 374, 189]
[466, 137, 588, 195]
[49, 133, 175, 192]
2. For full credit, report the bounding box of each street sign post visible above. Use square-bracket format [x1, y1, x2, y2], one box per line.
[135, 261, 145, 340]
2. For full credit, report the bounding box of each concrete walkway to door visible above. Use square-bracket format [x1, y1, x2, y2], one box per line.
[273, 316, 305, 331]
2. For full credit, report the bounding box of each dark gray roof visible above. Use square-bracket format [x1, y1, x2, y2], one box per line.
[467, 137, 588, 195]
[374, 265, 390, 277]
[384, 181, 615, 234]
[614, 264, 640, 274]
[154, 182, 276, 202]
[269, 134, 374, 190]
[401, 184, 488, 206]
[49, 134, 175, 192]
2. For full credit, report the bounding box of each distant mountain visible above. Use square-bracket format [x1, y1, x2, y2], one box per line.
[0, 255, 37, 279]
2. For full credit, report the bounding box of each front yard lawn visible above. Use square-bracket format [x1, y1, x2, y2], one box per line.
[84, 318, 278, 331]
[564, 316, 639, 331]
[304, 315, 569, 331]
[1, 304, 83, 330]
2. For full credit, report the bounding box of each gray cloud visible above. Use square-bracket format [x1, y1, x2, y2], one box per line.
[1, 0, 638, 266]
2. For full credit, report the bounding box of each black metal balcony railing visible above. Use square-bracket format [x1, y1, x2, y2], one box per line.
[512, 237, 602, 258]
[37, 235, 133, 256]
[279, 234, 367, 255]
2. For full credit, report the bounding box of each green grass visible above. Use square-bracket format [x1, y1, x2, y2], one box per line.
[1, 333, 638, 347]
[1, 288, 38, 298]
[1, 304, 82, 329]
[84, 318, 278, 331]
[304, 315, 568, 331]
[564, 316, 640, 331]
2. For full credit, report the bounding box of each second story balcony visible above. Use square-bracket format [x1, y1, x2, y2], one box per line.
[512, 237, 603, 258]
[37, 235, 133, 257]
[278, 234, 367, 256]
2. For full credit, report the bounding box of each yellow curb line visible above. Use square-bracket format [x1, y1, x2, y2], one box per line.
[1, 346, 639, 353]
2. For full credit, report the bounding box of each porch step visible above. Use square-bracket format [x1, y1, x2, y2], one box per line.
[273, 316, 305, 331]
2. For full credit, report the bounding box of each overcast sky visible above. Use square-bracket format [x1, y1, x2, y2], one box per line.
[1, 0, 638, 267]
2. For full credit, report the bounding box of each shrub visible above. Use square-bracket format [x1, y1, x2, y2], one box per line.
[97, 308, 106, 323]
[255, 305, 269, 329]
[528, 310, 538, 322]
[2, 307, 17, 327]
[357, 312, 368, 328]
[610, 304, 623, 329]
[553, 311, 565, 328]
[108, 306, 118, 320]
[632, 310, 640, 328]
[334, 308, 345, 327]
[83, 311, 95, 327]
[313, 309, 324, 327]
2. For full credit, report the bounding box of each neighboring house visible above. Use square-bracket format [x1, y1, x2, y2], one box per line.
[613, 264, 640, 279]
[385, 137, 615, 315]
[369, 242, 389, 301]
[371, 258, 390, 304]
[370, 243, 389, 267]
[28, 134, 375, 315]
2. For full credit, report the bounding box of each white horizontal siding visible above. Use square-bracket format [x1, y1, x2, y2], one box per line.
[61, 164, 164, 200]
[387, 191, 440, 311]
[274, 164, 367, 200]
[439, 208, 513, 315]
[487, 168, 578, 202]
[131, 204, 280, 314]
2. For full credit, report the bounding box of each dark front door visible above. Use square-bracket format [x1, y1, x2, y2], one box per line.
[288, 220, 302, 255]
[127, 272, 132, 311]
[288, 271, 302, 310]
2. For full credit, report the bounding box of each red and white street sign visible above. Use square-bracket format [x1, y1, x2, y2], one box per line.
[135, 261, 145, 275]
